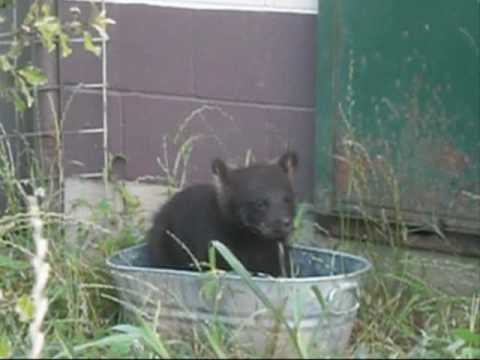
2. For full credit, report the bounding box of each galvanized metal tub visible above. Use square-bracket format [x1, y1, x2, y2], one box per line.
[106, 243, 371, 357]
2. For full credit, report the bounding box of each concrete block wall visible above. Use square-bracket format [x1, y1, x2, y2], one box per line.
[60, 0, 317, 202]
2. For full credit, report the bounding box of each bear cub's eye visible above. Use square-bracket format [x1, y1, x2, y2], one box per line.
[284, 196, 293, 204]
[253, 199, 269, 210]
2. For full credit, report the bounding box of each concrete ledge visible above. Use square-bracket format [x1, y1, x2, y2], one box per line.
[64, 177, 172, 243]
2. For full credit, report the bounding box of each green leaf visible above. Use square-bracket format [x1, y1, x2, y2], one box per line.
[15, 294, 34, 322]
[113, 323, 170, 358]
[212, 241, 271, 304]
[34, 16, 61, 53]
[16, 77, 34, 108]
[59, 334, 134, 357]
[208, 244, 217, 270]
[203, 324, 227, 359]
[96, 198, 111, 215]
[40, 2, 50, 17]
[83, 31, 101, 57]
[453, 328, 480, 347]
[118, 185, 140, 211]
[200, 274, 220, 302]
[24, 2, 39, 26]
[110, 341, 131, 357]
[18, 66, 48, 87]
[54, 328, 75, 359]
[311, 285, 328, 311]
[461, 347, 480, 358]
[13, 93, 26, 113]
[0, 336, 12, 359]
[58, 33, 72, 58]
[211, 241, 306, 358]
[0, 56, 13, 72]
[8, 39, 24, 58]
[92, 24, 109, 41]
[89, 5, 116, 40]
[0, 255, 29, 270]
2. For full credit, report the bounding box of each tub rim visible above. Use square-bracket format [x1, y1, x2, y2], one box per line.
[106, 242, 372, 285]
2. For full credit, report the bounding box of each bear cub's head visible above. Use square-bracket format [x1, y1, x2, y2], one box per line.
[212, 151, 299, 242]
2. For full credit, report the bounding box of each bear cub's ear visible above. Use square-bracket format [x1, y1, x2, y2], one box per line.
[278, 151, 299, 174]
[212, 158, 230, 184]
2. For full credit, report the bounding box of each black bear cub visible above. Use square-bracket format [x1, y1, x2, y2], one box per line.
[146, 151, 299, 277]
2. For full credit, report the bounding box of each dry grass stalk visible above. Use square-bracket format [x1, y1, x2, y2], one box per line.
[27, 189, 50, 359]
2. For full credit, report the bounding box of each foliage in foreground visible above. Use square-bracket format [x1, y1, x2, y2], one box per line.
[0, 1, 478, 357]
[0, 180, 478, 358]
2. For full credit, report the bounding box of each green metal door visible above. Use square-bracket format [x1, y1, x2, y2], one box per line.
[315, 0, 479, 234]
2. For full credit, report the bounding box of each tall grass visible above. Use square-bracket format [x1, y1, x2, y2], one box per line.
[317, 52, 480, 359]
[0, 100, 479, 359]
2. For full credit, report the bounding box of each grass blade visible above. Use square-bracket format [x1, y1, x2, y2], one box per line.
[211, 241, 306, 358]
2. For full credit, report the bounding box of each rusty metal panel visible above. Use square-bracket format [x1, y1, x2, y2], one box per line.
[315, 0, 479, 234]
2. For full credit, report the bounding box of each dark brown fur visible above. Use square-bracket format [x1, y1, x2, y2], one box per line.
[146, 151, 299, 277]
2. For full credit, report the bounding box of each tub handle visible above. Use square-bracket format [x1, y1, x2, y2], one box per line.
[326, 282, 360, 315]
